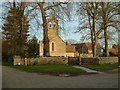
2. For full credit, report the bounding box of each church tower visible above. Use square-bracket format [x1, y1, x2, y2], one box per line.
[39, 15, 66, 57]
[47, 15, 58, 39]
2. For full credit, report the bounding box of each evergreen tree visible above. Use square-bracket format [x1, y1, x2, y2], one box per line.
[27, 35, 39, 57]
[2, 3, 29, 57]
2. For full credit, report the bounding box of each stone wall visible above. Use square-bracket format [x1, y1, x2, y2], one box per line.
[28, 57, 68, 65]
[13, 56, 68, 65]
[98, 57, 118, 64]
[13, 56, 118, 66]
[13, 56, 24, 65]
[38, 57, 67, 65]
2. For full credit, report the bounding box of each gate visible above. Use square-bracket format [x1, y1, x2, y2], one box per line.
[68, 57, 79, 65]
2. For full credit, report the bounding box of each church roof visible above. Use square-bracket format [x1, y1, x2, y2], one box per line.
[66, 45, 76, 53]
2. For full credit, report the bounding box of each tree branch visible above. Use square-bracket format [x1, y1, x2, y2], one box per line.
[25, 5, 39, 18]
[44, 2, 67, 11]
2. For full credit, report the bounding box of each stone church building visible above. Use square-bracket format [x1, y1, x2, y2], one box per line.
[39, 15, 76, 57]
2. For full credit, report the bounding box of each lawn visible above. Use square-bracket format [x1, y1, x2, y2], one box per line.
[82, 62, 120, 72]
[2, 61, 13, 66]
[2, 61, 85, 75]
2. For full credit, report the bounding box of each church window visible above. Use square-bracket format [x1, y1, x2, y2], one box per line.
[52, 43, 54, 51]
[49, 24, 52, 28]
[53, 24, 56, 28]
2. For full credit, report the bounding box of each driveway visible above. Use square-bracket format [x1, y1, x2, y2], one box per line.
[2, 66, 119, 88]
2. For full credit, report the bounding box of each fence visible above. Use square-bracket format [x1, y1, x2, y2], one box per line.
[68, 57, 79, 65]
[68, 57, 118, 65]
[81, 58, 99, 65]
[68, 57, 99, 65]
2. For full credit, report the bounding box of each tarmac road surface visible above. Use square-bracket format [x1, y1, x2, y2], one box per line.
[2, 66, 119, 88]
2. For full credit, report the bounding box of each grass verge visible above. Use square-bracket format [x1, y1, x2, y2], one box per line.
[82, 62, 120, 72]
[2, 61, 85, 75]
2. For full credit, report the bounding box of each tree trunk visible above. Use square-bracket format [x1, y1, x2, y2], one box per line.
[87, 10, 94, 57]
[104, 27, 109, 57]
[94, 36, 97, 57]
[92, 13, 97, 57]
[91, 29, 94, 57]
[38, 3, 49, 57]
[101, 3, 109, 57]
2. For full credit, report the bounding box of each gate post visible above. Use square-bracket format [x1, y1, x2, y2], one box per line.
[79, 54, 81, 65]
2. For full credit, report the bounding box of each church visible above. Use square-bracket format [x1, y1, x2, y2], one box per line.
[39, 15, 76, 57]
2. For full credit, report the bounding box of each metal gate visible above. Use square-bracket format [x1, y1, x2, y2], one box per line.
[68, 57, 79, 65]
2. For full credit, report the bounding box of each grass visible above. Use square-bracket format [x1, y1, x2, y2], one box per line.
[3, 61, 119, 74]
[2, 61, 13, 66]
[82, 62, 120, 72]
[13, 65, 85, 74]
[2, 61, 85, 75]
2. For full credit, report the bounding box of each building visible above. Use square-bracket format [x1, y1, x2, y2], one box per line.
[66, 44, 76, 57]
[72, 42, 102, 57]
[108, 48, 118, 56]
[39, 15, 76, 57]
[39, 15, 105, 58]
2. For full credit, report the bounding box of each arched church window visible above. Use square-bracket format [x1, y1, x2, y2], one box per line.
[52, 42, 54, 51]
[49, 24, 52, 28]
[53, 24, 56, 28]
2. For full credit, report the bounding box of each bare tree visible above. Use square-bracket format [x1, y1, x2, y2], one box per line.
[77, 2, 100, 57]
[37, 2, 68, 57]
[77, 2, 119, 57]
[99, 2, 119, 57]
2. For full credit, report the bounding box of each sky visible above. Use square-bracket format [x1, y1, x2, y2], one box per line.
[27, 2, 87, 44]
[27, 3, 83, 43]
[0, 2, 119, 48]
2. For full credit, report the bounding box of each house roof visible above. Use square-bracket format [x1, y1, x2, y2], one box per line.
[72, 42, 100, 50]
[108, 48, 118, 55]
[85, 42, 93, 50]
[66, 45, 76, 53]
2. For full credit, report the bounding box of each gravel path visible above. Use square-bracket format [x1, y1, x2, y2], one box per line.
[2, 66, 119, 88]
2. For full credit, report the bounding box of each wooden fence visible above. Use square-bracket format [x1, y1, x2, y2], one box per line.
[68, 57, 99, 65]
[68, 57, 79, 65]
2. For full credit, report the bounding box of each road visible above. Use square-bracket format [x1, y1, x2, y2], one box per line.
[2, 66, 119, 88]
